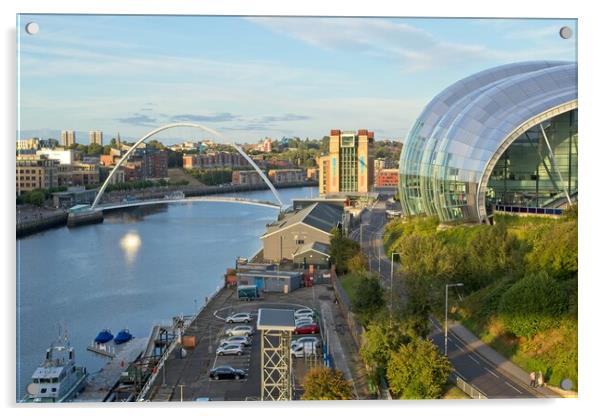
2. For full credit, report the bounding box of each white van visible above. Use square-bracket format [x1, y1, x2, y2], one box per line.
[290, 341, 317, 358]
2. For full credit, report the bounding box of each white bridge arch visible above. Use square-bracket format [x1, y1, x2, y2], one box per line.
[91, 122, 284, 209]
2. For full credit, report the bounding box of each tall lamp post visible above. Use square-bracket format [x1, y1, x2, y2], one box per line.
[444, 282, 464, 356]
[389, 252, 400, 325]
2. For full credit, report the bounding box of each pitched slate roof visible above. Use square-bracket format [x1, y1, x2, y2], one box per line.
[261, 202, 343, 239]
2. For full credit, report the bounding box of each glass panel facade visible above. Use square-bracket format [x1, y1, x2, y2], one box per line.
[488, 110, 578, 208]
[398, 61, 577, 223]
[340, 134, 357, 192]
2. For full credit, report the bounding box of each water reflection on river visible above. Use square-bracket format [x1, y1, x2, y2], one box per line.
[16, 187, 314, 399]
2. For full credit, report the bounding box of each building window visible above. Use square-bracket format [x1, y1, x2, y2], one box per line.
[295, 239, 304, 245]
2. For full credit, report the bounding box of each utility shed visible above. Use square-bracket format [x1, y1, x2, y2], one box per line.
[236, 269, 302, 293]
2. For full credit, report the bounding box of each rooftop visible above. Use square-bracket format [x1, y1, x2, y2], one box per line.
[256, 308, 296, 331]
[262, 202, 343, 239]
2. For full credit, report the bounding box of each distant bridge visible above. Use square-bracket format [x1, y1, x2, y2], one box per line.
[97, 196, 282, 211]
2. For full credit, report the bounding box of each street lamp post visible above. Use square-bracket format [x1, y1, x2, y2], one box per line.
[444, 283, 464, 356]
[389, 252, 400, 325]
[378, 245, 381, 276]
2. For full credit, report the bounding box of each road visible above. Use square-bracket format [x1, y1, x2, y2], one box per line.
[349, 194, 540, 399]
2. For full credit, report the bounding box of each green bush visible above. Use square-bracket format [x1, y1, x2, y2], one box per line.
[498, 272, 569, 338]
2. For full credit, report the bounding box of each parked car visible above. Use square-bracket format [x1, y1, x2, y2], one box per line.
[291, 342, 317, 358]
[291, 336, 321, 350]
[216, 343, 244, 356]
[225, 325, 254, 337]
[294, 317, 314, 327]
[294, 308, 315, 319]
[208, 366, 247, 380]
[219, 335, 251, 347]
[226, 312, 252, 323]
[294, 323, 319, 335]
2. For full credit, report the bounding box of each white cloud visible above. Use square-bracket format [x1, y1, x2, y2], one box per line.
[248, 17, 575, 71]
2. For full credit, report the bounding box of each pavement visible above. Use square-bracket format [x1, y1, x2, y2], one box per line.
[350, 193, 559, 399]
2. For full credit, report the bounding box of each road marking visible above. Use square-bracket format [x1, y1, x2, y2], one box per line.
[468, 355, 480, 364]
[485, 368, 500, 378]
[505, 381, 522, 394]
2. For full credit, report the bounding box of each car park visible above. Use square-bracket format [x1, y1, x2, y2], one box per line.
[225, 325, 254, 337]
[291, 336, 321, 349]
[219, 335, 251, 347]
[294, 308, 315, 319]
[216, 343, 244, 356]
[294, 323, 319, 335]
[208, 366, 247, 380]
[225, 312, 252, 323]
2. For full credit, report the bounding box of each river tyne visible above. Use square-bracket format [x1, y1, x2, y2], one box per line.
[16, 186, 314, 398]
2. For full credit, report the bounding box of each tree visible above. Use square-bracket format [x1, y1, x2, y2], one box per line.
[346, 252, 368, 274]
[386, 338, 452, 399]
[360, 319, 412, 373]
[329, 228, 361, 275]
[301, 367, 353, 400]
[87, 143, 103, 156]
[22, 190, 46, 207]
[351, 275, 385, 321]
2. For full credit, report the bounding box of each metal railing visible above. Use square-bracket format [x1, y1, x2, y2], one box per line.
[451, 372, 487, 399]
[494, 204, 563, 216]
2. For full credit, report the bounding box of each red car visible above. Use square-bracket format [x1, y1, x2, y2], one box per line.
[294, 323, 319, 335]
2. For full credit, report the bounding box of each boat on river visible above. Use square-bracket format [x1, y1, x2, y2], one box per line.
[21, 335, 88, 403]
[94, 329, 114, 344]
[114, 329, 133, 345]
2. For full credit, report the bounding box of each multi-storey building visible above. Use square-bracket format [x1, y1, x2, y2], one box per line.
[17, 138, 40, 151]
[16, 156, 59, 195]
[318, 129, 374, 195]
[268, 169, 305, 185]
[61, 130, 76, 147]
[56, 163, 100, 187]
[88, 130, 103, 146]
[375, 168, 399, 188]
[36, 148, 74, 165]
[183, 151, 249, 170]
[232, 170, 263, 186]
[143, 149, 168, 179]
[255, 138, 272, 153]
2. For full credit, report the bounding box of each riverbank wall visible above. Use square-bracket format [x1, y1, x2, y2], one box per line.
[16, 212, 68, 238]
[16, 181, 318, 238]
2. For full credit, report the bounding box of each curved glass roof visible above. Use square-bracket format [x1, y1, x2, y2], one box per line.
[399, 61, 577, 222]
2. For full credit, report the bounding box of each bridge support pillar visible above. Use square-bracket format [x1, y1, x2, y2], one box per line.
[67, 209, 104, 228]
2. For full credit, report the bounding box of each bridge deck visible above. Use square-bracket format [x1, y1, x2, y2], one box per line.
[98, 196, 282, 211]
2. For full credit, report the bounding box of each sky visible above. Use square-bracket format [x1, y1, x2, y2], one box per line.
[17, 15, 577, 144]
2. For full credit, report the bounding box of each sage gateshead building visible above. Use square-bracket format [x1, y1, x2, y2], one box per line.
[398, 61, 577, 223]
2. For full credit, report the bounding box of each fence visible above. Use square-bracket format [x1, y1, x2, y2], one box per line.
[451, 372, 487, 399]
[330, 269, 364, 351]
